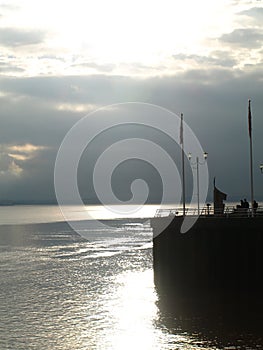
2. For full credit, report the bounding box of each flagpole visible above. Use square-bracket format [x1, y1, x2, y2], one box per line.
[248, 99, 254, 217]
[180, 113, 186, 216]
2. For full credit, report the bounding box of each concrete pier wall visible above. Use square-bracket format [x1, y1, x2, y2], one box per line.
[152, 216, 263, 299]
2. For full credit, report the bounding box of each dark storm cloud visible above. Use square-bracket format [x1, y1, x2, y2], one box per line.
[220, 28, 263, 48]
[0, 92, 78, 147]
[0, 68, 263, 202]
[0, 27, 46, 47]
[0, 75, 147, 105]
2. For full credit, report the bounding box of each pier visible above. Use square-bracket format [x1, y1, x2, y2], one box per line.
[151, 210, 263, 304]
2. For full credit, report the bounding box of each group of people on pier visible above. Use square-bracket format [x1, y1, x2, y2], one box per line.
[237, 198, 258, 212]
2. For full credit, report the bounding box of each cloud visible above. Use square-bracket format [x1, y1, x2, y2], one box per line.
[173, 51, 237, 68]
[0, 143, 52, 199]
[8, 144, 47, 153]
[0, 74, 146, 105]
[0, 152, 22, 178]
[220, 28, 263, 48]
[0, 27, 46, 47]
[0, 3, 19, 11]
[0, 70, 263, 201]
[8, 153, 29, 161]
[0, 61, 24, 73]
[7, 144, 48, 162]
[0, 143, 48, 169]
[239, 6, 263, 24]
[55, 102, 97, 112]
[0, 3, 19, 19]
[0, 147, 56, 201]
[38, 54, 65, 62]
[8, 159, 22, 175]
[72, 62, 116, 73]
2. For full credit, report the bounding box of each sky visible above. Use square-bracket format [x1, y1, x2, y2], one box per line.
[0, 0, 262, 204]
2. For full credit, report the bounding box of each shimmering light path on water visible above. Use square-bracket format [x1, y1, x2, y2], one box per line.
[0, 207, 262, 349]
[0, 221, 204, 350]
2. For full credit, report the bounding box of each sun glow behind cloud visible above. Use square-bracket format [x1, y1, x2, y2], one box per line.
[2, 0, 258, 76]
[44, 0, 232, 58]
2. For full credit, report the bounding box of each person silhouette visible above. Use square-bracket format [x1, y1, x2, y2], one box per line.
[243, 198, 249, 209]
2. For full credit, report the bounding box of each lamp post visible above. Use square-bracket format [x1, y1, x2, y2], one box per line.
[188, 152, 208, 215]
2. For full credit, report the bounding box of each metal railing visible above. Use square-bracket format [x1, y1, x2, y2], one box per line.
[155, 205, 263, 218]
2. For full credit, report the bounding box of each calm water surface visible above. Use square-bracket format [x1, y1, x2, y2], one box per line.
[0, 206, 262, 349]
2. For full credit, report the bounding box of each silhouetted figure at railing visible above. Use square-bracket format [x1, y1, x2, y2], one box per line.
[243, 198, 249, 209]
[235, 198, 252, 216]
[237, 199, 244, 209]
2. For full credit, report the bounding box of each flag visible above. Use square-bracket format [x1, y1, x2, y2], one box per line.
[248, 99, 252, 138]
[180, 113, 183, 145]
[213, 178, 227, 215]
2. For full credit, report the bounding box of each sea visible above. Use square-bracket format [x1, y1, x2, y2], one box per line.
[0, 205, 262, 350]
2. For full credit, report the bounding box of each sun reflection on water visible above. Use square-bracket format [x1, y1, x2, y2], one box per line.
[102, 269, 159, 349]
[90, 269, 190, 350]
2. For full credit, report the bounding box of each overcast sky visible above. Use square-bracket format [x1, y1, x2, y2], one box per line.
[0, 0, 262, 204]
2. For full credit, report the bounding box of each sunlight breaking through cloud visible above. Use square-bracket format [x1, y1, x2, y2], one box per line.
[0, 143, 48, 178]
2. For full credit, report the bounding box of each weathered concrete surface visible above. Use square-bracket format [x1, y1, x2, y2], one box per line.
[152, 216, 263, 299]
